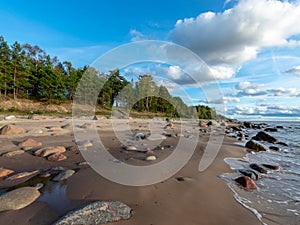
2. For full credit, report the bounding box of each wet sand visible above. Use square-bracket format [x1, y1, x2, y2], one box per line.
[0, 117, 260, 225]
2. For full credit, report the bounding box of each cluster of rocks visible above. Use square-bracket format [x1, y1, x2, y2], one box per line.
[226, 122, 286, 189]
[0, 166, 76, 211]
[234, 163, 282, 189]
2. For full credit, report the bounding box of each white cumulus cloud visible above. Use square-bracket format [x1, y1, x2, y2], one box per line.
[170, 0, 300, 80]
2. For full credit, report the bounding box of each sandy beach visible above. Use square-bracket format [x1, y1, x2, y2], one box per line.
[0, 116, 261, 225]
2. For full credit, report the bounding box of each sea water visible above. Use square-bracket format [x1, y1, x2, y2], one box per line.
[222, 121, 300, 225]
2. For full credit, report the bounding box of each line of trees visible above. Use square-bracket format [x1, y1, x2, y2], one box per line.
[0, 35, 220, 119]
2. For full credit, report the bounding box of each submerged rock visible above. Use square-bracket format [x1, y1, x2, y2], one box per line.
[52, 170, 75, 182]
[250, 163, 268, 174]
[245, 140, 268, 152]
[277, 141, 288, 147]
[269, 146, 280, 151]
[264, 128, 278, 132]
[237, 169, 261, 180]
[235, 176, 257, 189]
[0, 125, 26, 135]
[52, 201, 131, 225]
[0, 187, 40, 211]
[262, 164, 282, 171]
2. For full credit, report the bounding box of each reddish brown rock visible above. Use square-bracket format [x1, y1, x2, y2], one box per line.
[0, 125, 26, 135]
[34, 146, 66, 157]
[0, 168, 14, 178]
[18, 138, 42, 148]
[235, 176, 257, 189]
[47, 153, 67, 162]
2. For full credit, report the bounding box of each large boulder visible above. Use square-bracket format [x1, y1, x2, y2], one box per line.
[0, 125, 26, 135]
[245, 140, 268, 152]
[0, 187, 40, 211]
[235, 176, 257, 189]
[34, 146, 66, 157]
[53, 201, 131, 225]
[253, 131, 278, 143]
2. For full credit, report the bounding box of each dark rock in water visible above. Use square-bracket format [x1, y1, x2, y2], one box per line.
[52, 201, 131, 225]
[235, 176, 257, 189]
[243, 122, 253, 129]
[264, 128, 278, 132]
[262, 164, 282, 171]
[230, 126, 243, 132]
[237, 132, 245, 138]
[237, 169, 261, 180]
[269, 146, 280, 151]
[276, 126, 284, 129]
[277, 141, 288, 146]
[254, 131, 278, 143]
[245, 140, 268, 152]
[250, 163, 268, 173]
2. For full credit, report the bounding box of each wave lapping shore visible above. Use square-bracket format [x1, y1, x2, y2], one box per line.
[223, 121, 300, 225]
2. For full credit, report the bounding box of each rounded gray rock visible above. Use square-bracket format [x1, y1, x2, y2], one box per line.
[52, 201, 131, 225]
[0, 187, 40, 211]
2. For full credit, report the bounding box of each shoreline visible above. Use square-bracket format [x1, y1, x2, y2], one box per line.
[0, 116, 261, 225]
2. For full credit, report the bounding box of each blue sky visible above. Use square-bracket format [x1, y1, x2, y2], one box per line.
[1, 0, 300, 120]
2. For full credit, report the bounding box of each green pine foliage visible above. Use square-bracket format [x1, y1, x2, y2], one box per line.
[0, 36, 223, 119]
